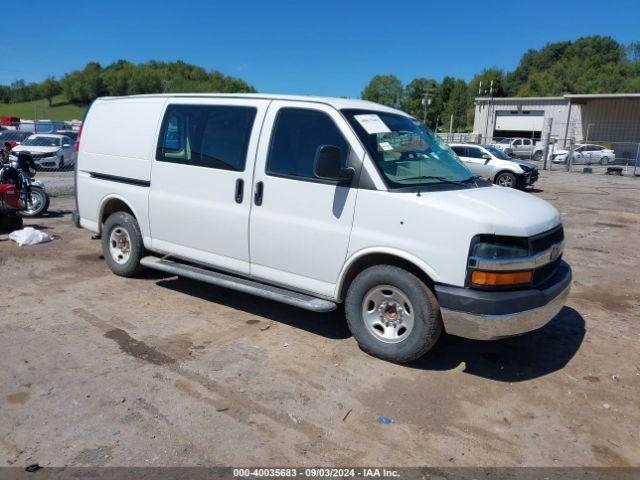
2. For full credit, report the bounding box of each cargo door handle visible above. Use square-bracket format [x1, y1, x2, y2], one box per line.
[254, 181, 264, 206]
[235, 178, 244, 203]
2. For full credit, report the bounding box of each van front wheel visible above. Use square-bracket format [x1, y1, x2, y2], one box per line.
[102, 212, 145, 277]
[345, 265, 442, 363]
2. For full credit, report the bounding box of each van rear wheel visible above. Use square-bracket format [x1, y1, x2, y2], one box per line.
[345, 265, 442, 364]
[102, 212, 145, 277]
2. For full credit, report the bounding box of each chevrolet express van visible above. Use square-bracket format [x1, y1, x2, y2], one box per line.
[73, 94, 571, 363]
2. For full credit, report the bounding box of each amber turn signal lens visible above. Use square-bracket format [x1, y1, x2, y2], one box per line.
[471, 270, 533, 286]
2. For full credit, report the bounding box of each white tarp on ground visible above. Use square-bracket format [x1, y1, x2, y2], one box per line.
[9, 227, 54, 246]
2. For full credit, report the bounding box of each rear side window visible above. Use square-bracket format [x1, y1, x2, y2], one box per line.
[451, 146, 466, 156]
[466, 147, 484, 159]
[267, 108, 348, 180]
[157, 104, 256, 171]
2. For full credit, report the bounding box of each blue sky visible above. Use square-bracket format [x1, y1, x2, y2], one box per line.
[2, 0, 639, 98]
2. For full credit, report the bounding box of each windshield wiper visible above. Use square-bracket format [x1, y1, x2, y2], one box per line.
[400, 175, 472, 187]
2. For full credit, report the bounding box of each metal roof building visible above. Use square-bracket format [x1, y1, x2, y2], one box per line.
[473, 94, 640, 156]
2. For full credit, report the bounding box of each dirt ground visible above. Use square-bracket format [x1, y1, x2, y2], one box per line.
[1, 171, 639, 468]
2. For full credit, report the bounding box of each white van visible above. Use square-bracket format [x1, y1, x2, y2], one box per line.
[73, 94, 570, 363]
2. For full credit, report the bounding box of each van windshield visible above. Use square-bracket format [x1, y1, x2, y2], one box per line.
[342, 109, 474, 188]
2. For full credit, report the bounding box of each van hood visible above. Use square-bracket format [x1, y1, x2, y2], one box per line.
[418, 185, 560, 237]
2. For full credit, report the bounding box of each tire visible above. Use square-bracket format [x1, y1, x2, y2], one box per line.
[345, 265, 443, 364]
[101, 212, 145, 277]
[532, 150, 543, 161]
[495, 171, 517, 188]
[59, 156, 64, 170]
[600, 156, 610, 165]
[21, 187, 49, 217]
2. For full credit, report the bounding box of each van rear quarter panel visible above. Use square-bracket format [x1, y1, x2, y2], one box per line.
[77, 98, 166, 239]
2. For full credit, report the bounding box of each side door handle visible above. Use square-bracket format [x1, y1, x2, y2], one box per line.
[254, 181, 264, 206]
[235, 178, 244, 203]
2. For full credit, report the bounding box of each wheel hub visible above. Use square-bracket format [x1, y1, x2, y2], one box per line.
[109, 227, 131, 264]
[362, 285, 415, 344]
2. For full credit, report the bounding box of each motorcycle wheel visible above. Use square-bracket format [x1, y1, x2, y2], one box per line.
[21, 187, 50, 217]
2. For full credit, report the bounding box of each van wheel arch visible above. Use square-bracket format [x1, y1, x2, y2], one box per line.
[338, 253, 435, 302]
[100, 197, 136, 232]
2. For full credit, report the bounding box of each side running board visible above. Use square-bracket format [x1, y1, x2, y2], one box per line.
[140, 256, 337, 313]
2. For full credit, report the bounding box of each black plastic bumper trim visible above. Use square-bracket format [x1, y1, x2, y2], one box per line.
[435, 261, 571, 316]
[87, 171, 150, 187]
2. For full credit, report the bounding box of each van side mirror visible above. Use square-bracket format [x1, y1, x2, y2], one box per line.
[314, 145, 354, 182]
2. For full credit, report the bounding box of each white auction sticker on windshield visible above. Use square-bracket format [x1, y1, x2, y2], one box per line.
[379, 141, 393, 151]
[354, 114, 391, 134]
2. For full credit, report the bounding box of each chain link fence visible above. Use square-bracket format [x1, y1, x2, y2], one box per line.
[441, 123, 640, 177]
[1, 120, 79, 195]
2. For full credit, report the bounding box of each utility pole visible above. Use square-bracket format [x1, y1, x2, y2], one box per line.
[480, 80, 494, 144]
[421, 94, 432, 125]
[449, 114, 454, 142]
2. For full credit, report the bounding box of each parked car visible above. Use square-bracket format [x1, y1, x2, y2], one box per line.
[55, 130, 79, 142]
[495, 137, 545, 160]
[449, 143, 539, 189]
[73, 94, 570, 364]
[10, 134, 76, 169]
[552, 144, 615, 165]
[0, 130, 32, 149]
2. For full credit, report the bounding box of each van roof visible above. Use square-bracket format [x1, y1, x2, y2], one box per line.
[95, 93, 408, 116]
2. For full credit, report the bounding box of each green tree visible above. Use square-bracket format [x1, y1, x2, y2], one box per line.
[361, 75, 403, 108]
[401, 78, 439, 126]
[40, 77, 61, 106]
[442, 80, 470, 132]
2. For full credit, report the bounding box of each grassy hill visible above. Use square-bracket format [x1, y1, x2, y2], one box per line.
[0, 95, 86, 121]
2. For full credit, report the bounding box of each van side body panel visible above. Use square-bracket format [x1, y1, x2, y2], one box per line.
[77, 98, 165, 239]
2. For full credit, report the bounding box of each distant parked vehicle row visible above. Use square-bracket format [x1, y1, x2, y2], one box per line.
[0, 130, 32, 149]
[551, 144, 615, 165]
[449, 143, 538, 189]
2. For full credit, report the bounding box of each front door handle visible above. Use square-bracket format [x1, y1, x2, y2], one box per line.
[235, 178, 244, 203]
[254, 181, 264, 206]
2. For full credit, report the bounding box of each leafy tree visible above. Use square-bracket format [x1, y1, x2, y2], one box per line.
[361, 75, 403, 108]
[442, 80, 470, 132]
[40, 77, 60, 106]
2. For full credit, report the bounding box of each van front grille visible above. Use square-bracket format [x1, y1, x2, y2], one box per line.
[530, 225, 564, 255]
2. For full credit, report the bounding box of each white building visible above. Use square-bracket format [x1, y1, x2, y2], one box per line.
[474, 93, 640, 160]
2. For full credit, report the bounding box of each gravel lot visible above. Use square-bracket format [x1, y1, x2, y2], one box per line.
[1, 171, 639, 468]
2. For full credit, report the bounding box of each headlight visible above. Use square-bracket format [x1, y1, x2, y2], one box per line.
[471, 240, 529, 259]
[468, 237, 532, 288]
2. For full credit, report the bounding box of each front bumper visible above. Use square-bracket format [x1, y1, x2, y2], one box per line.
[35, 156, 59, 168]
[522, 169, 539, 185]
[435, 261, 571, 340]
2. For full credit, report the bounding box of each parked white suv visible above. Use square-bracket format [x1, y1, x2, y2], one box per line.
[449, 143, 539, 189]
[72, 94, 570, 363]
